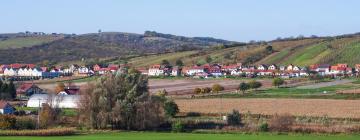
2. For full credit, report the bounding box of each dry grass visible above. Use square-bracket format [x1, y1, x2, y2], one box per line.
[175, 98, 360, 118]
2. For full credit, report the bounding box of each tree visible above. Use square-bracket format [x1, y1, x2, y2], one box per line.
[194, 87, 202, 94]
[273, 78, 285, 88]
[164, 100, 179, 118]
[8, 81, 16, 100]
[175, 59, 184, 67]
[266, 45, 273, 53]
[0, 83, 10, 100]
[55, 83, 65, 94]
[238, 82, 250, 94]
[248, 80, 262, 91]
[205, 55, 212, 63]
[78, 72, 165, 130]
[161, 59, 170, 66]
[227, 110, 241, 125]
[212, 84, 224, 93]
[201, 87, 211, 94]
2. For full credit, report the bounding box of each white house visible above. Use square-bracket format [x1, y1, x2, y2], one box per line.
[148, 65, 164, 76]
[257, 64, 268, 70]
[4, 68, 17, 76]
[78, 67, 89, 74]
[268, 64, 277, 70]
[287, 64, 294, 71]
[186, 66, 204, 75]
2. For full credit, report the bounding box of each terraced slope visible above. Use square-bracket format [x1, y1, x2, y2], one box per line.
[257, 36, 360, 66]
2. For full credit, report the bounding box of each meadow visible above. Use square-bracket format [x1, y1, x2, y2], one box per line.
[2, 132, 360, 140]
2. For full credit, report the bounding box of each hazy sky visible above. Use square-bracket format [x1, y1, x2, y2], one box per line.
[1, 0, 360, 41]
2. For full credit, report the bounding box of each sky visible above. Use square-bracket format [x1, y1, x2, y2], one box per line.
[1, 0, 360, 42]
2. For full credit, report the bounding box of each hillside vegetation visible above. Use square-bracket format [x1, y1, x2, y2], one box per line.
[0, 36, 62, 49]
[0, 31, 236, 64]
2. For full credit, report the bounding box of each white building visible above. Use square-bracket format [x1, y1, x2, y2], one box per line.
[148, 65, 164, 76]
[27, 94, 80, 108]
[4, 68, 17, 76]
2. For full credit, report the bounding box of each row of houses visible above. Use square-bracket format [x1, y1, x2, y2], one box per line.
[0, 63, 95, 78]
[144, 63, 360, 78]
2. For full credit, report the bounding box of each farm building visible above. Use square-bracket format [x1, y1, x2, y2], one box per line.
[16, 83, 43, 97]
[0, 100, 15, 114]
[27, 94, 80, 108]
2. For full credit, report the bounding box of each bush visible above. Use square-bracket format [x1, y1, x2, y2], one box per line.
[212, 84, 224, 93]
[201, 87, 211, 94]
[259, 123, 269, 132]
[0, 115, 16, 130]
[227, 110, 241, 125]
[269, 114, 294, 132]
[272, 78, 285, 88]
[164, 100, 179, 118]
[172, 120, 185, 132]
[15, 117, 36, 130]
[194, 87, 202, 94]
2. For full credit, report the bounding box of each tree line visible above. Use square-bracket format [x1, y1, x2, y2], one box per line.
[0, 80, 16, 100]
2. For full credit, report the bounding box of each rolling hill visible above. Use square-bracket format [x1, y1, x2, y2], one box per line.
[126, 34, 360, 68]
[0, 31, 237, 64]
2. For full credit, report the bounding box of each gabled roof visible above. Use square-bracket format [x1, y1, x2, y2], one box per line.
[16, 83, 39, 93]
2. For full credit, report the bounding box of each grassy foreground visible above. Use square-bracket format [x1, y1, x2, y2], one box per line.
[2, 132, 360, 140]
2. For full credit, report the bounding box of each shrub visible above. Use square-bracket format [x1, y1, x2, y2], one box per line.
[194, 87, 202, 94]
[248, 80, 262, 90]
[156, 89, 168, 97]
[238, 82, 250, 94]
[212, 84, 224, 93]
[172, 120, 185, 132]
[259, 123, 269, 132]
[0, 115, 16, 130]
[15, 117, 36, 130]
[164, 100, 179, 118]
[269, 114, 294, 132]
[201, 87, 211, 94]
[227, 110, 241, 125]
[272, 78, 285, 88]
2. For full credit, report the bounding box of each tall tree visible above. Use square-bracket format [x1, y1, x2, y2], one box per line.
[239, 82, 250, 94]
[161, 59, 170, 66]
[79, 72, 165, 130]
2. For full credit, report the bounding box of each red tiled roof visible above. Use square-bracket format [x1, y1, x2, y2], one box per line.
[16, 83, 36, 94]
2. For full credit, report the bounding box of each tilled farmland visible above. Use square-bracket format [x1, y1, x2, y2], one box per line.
[175, 98, 360, 118]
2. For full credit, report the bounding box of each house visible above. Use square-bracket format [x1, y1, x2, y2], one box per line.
[208, 65, 222, 77]
[268, 64, 277, 70]
[222, 63, 241, 72]
[293, 66, 301, 71]
[279, 66, 286, 71]
[78, 67, 89, 74]
[4, 68, 17, 76]
[355, 64, 360, 72]
[16, 83, 43, 97]
[98, 68, 110, 75]
[257, 64, 268, 70]
[137, 68, 148, 75]
[286, 64, 294, 71]
[185, 65, 204, 76]
[0, 101, 15, 114]
[171, 66, 181, 76]
[148, 65, 164, 76]
[315, 64, 331, 75]
[93, 64, 101, 72]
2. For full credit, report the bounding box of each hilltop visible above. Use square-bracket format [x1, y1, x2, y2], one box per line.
[0, 31, 237, 64]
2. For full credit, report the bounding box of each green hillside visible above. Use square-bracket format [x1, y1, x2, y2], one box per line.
[126, 35, 360, 67]
[0, 36, 61, 49]
[259, 36, 360, 66]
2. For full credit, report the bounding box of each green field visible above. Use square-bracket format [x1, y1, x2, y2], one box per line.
[2, 132, 360, 140]
[0, 36, 60, 49]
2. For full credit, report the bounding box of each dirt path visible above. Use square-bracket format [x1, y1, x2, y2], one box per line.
[176, 98, 360, 118]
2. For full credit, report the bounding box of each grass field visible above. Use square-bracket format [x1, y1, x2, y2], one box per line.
[2, 132, 360, 140]
[0, 36, 61, 49]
